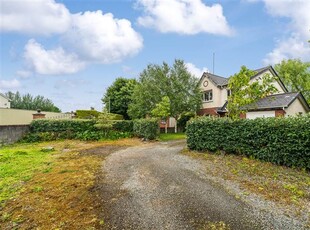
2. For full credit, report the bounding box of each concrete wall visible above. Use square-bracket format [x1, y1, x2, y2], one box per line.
[0, 108, 72, 125]
[0, 125, 29, 145]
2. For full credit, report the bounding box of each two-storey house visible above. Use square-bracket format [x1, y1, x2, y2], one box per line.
[198, 66, 309, 119]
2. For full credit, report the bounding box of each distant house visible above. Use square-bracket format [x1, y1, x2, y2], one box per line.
[0, 93, 11, 108]
[198, 66, 310, 119]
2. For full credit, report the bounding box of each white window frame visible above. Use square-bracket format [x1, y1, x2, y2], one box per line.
[203, 90, 213, 102]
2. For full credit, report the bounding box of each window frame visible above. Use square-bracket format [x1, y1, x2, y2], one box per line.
[203, 90, 213, 102]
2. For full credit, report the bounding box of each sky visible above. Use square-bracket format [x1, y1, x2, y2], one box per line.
[0, 0, 310, 112]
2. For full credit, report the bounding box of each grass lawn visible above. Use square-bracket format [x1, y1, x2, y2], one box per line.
[0, 143, 54, 205]
[0, 139, 140, 229]
[159, 133, 186, 141]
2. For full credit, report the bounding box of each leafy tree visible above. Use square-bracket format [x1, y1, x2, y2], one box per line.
[5, 91, 61, 112]
[227, 66, 278, 119]
[151, 96, 171, 133]
[128, 59, 201, 132]
[274, 59, 310, 104]
[102, 78, 137, 119]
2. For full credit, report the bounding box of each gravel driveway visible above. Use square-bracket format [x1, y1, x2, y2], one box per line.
[97, 140, 305, 230]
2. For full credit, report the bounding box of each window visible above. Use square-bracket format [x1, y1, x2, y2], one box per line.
[203, 90, 213, 102]
[227, 89, 231, 97]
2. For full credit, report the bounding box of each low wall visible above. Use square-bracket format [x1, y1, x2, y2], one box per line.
[0, 108, 72, 125]
[0, 125, 30, 145]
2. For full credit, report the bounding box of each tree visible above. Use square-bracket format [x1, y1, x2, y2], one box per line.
[227, 66, 278, 119]
[274, 59, 310, 104]
[128, 59, 201, 132]
[151, 96, 171, 133]
[5, 91, 61, 112]
[102, 78, 137, 119]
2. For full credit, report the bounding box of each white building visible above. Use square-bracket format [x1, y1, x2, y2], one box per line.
[0, 93, 11, 108]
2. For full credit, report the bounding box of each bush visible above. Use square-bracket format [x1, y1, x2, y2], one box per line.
[186, 116, 310, 170]
[133, 118, 159, 140]
[177, 112, 196, 132]
[113, 120, 134, 132]
[76, 110, 101, 119]
[30, 119, 97, 133]
[22, 119, 131, 142]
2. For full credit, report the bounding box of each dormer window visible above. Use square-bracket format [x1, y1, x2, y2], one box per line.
[203, 90, 213, 102]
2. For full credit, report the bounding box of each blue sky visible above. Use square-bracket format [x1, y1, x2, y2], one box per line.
[1, 0, 310, 112]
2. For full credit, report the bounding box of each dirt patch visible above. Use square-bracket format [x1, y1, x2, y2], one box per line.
[0, 139, 141, 229]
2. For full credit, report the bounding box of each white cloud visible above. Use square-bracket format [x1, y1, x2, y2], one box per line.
[249, 0, 310, 64]
[63, 11, 143, 64]
[0, 0, 71, 35]
[263, 34, 310, 65]
[24, 39, 85, 75]
[17, 10, 143, 75]
[185, 62, 209, 78]
[0, 79, 21, 91]
[136, 0, 233, 35]
[16, 70, 32, 79]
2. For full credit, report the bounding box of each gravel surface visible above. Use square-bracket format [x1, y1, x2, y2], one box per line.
[97, 140, 307, 230]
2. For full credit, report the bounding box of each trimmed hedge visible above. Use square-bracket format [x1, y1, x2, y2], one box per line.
[76, 110, 101, 119]
[76, 110, 124, 120]
[133, 118, 159, 140]
[23, 119, 131, 142]
[113, 120, 134, 133]
[186, 116, 310, 170]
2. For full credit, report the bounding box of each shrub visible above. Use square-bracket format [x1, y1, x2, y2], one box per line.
[23, 119, 131, 142]
[186, 116, 310, 170]
[113, 120, 134, 133]
[76, 110, 101, 119]
[177, 111, 196, 132]
[133, 118, 159, 140]
[30, 119, 97, 133]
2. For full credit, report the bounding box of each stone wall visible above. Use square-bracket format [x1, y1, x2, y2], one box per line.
[0, 125, 30, 145]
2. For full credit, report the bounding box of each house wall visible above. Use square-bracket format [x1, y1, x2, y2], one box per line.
[0, 108, 72, 125]
[246, 110, 275, 119]
[250, 70, 285, 94]
[0, 96, 10, 108]
[285, 99, 307, 116]
[200, 77, 223, 109]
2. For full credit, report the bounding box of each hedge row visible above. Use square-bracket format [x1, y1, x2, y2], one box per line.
[24, 119, 131, 142]
[186, 116, 310, 170]
[75, 110, 124, 120]
[133, 118, 159, 140]
[25, 118, 157, 141]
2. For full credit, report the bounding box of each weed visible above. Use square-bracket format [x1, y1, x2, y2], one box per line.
[1, 212, 11, 222]
[32, 186, 44, 192]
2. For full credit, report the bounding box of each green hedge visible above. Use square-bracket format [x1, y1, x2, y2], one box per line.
[30, 119, 97, 133]
[113, 120, 134, 133]
[23, 119, 131, 142]
[76, 110, 101, 119]
[186, 116, 310, 170]
[133, 118, 159, 140]
[76, 110, 124, 120]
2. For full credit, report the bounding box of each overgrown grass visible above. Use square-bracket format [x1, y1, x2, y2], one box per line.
[0, 143, 54, 206]
[159, 133, 186, 141]
[0, 138, 141, 229]
[183, 149, 310, 211]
